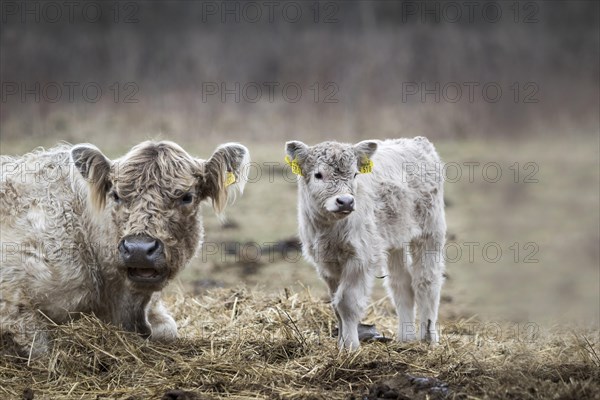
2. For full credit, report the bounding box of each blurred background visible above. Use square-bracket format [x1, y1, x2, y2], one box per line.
[1, 1, 598, 328]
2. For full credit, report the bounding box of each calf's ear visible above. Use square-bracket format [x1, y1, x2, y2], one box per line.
[203, 143, 250, 214]
[354, 140, 378, 173]
[285, 141, 308, 176]
[71, 144, 113, 211]
[285, 141, 308, 161]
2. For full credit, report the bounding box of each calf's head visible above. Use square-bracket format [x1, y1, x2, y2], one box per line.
[285, 140, 377, 221]
[71, 141, 249, 291]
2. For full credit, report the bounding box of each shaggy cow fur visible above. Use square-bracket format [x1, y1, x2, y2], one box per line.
[286, 137, 446, 350]
[0, 141, 249, 356]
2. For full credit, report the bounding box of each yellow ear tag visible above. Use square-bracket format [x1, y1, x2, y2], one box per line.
[285, 155, 303, 176]
[225, 171, 236, 187]
[359, 158, 374, 174]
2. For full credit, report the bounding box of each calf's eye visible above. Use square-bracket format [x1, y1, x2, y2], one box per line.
[314, 172, 323, 180]
[180, 193, 194, 205]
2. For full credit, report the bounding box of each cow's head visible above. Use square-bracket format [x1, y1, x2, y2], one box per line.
[285, 140, 377, 221]
[71, 141, 249, 291]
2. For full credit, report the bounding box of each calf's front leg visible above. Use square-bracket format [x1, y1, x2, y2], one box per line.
[333, 262, 374, 351]
[323, 275, 344, 344]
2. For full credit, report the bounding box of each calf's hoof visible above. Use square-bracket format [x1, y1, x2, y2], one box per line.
[357, 323, 392, 343]
[331, 323, 392, 343]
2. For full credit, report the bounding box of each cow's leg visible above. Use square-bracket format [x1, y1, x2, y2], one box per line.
[146, 293, 178, 342]
[117, 292, 176, 341]
[333, 262, 374, 351]
[113, 291, 152, 338]
[1, 302, 49, 357]
[410, 235, 445, 344]
[385, 248, 417, 342]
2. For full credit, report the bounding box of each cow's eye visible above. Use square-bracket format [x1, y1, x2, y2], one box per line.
[180, 192, 194, 205]
[110, 191, 121, 203]
[314, 172, 323, 180]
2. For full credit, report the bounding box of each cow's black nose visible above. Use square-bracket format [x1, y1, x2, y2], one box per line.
[119, 235, 164, 264]
[335, 195, 355, 212]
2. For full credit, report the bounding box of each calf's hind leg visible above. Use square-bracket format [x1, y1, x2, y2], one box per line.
[385, 248, 417, 342]
[410, 235, 445, 343]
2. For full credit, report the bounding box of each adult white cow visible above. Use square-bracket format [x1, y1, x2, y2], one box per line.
[285, 137, 446, 350]
[0, 141, 249, 356]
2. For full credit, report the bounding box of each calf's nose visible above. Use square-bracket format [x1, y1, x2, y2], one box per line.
[335, 194, 355, 212]
[119, 235, 164, 265]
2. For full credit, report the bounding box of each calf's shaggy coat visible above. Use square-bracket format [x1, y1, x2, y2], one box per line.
[0, 141, 249, 356]
[286, 137, 446, 350]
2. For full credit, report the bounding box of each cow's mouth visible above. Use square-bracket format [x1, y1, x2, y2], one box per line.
[127, 267, 167, 284]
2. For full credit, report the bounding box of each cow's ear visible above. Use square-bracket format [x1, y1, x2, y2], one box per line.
[353, 140, 378, 173]
[285, 141, 308, 176]
[202, 143, 250, 214]
[71, 144, 112, 210]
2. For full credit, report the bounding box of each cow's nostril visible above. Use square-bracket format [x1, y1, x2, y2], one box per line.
[120, 235, 164, 264]
[336, 198, 344, 205]
[118, 240, 130, 257]
[147, 240, 163, 257]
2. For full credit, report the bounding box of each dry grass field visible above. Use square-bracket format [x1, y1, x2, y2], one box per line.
[1, 288, 598, 399]
[1, 134, 598, 399]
